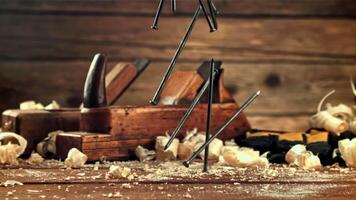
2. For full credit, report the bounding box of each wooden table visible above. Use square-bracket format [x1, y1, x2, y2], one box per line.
[1, 160, 355, 199]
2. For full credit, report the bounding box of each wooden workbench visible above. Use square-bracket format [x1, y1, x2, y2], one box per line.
[1, 160, 356, 199]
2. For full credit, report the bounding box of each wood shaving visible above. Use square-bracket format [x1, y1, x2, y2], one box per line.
[309, 90, 355, 135]
[338, 138, 356, 168]
[19, 101, 44, 110]
[285, 144, 306, 164]
[106, 165, 132, 179]
[93, 161, 100, 171]
[309, 111, 348, 135]
[0, 180, 23, 187]
[135, 145, 155, 162]
[121, 183, 132, 189]
[45, 100, 61, 110]
[286, 144, 321, 170]
[105, 192, 122, 198]
[195, 138, 223, 161]
[155, 135, 179, 161]
[295, 151, 322, 170]
[222, 147, 269, 168]
[0, 132, 27, 164]
[64, 148, 88, 168]
[27, 152, 44, 164]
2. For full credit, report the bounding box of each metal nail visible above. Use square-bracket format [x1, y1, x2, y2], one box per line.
[207, 0, 218, 30]
[151, 0, 166, 30]
[171, 0, 176, 13]
[164, 66, 220, 150]
[203, 59, 215, 172]
[150, 6, 202, 105]
[210, 0, 219, 15]
[183, 90, 261, 167]
[198, 0, 217, 32]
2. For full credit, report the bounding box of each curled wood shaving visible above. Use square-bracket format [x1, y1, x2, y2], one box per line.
[285, 144, 321, 170]
[310, 90, 354, 135]
[64, 148, 88, 168]
[0, 132, 27, 164]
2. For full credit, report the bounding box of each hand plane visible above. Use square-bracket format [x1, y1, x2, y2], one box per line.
[1, 54, 150, 155]
[56, 60, 251, 161]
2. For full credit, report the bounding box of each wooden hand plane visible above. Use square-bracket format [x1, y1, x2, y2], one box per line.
[56, 61, 251, 161]
[1, 54, 150, 155]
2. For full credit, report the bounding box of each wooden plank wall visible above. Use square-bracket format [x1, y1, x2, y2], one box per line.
[0, 0, 356, 131]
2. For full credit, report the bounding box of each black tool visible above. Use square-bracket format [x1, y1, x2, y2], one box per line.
[164, 61, 220, 150]
[183, 90, 261, 167]
[203, 59, 215, 172]
[151, 0, 165, 30]
[150, 6, 202, 105]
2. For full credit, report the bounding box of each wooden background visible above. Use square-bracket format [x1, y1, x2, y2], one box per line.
[0, 0, 356, 131]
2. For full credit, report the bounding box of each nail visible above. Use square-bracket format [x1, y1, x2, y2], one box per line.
[164, 66, 219, 150]
[207, 0, 218, 30]
[171, 0, 176, 13]
[184, 90, 261, 167]
[151, 0, 166, 30]
[150, 6, 202, 105]
[203, 59, 215, 172]
[198, 0, 216, 32]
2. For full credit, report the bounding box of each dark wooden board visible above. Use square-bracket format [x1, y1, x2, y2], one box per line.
[1, 0, 356, 17]
[1, 17, 356, 63]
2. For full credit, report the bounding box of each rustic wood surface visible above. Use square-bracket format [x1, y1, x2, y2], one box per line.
[1, 0, 356, 132]
[1, 160, 356, 199]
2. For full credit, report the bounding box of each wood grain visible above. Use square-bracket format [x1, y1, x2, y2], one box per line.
[0, 62, 354, 115]
[1, 162, 356, 199]
[1, 0, 356, 17]
[1, 16, 356, 63]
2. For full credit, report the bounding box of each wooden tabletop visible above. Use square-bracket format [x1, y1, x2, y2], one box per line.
[1, 160, 356, 199]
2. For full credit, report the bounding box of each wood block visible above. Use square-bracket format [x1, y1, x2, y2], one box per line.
[80, 103, 251, 141]
[56, 132, 154, 161]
